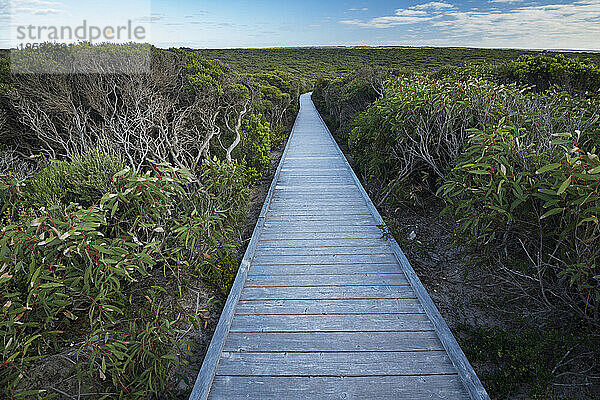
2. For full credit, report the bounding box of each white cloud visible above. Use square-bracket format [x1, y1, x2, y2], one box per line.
[14, 7, 62, 14]
[341, 4, 438, 27]
[340, 16, 429, 27]
[434, 0, 600, 47]
[135, 13, 165, 23]
[411, 2, 455, 10]
[396, 9, 429, 16]
[8, 0, 66, 15]
[11, 0, 62, 6]
[339, 0, 600, 49]
[184, 11, 209, 18]
[488, 0, 524, 3]
[348, 7, 369, 12]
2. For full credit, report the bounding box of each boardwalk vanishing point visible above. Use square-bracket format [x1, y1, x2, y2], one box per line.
[190, 93, 490, 400]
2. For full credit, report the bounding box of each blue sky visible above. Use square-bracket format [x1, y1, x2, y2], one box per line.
[2, 0, 600, 50]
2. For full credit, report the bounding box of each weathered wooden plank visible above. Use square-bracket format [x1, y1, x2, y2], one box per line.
[277, 176, 355, 181]
[257, 238, 386, 247]
[273, 191, 360, 196]
[266, 215, 374, 222]
[269, 209, 371, 217]
[260, 225, 383, 234]
[282, 157, 345, 160]
[269, 197, 363, 201]
[278, 177, 350, 180]
[235, 298, 422, 314]
[280, 168, 348, 172]
[253, 246, 392, 257]
[277, 181, 356, 186]
[267, 210, 372, 216]
[263, 219, 376, 225]
[269, 199, 365, 205]
[284, 156, 340, 159]
[216, 351, 455, 376]
[208, 375, 468, 400]
[240, 285, 415, 301]
[248, 263, 402, 276]
[277, 176, 352, 180]
[224, 331, 441, 352]
[264, 211, 370, 217]
[251, 253, 398, 265]
[269, 197, 364, 202]
[275, 184, 357, 189]
[282, 160, 344, 164]
[280, 165, 349, 170]
[245, 273, 408, 286]
[268, 204, 367, 210]
[230, 313, 433, 333]
[258, 232, 384, 240]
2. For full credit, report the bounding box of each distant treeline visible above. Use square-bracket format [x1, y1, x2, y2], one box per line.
[188, 46, 600, 84]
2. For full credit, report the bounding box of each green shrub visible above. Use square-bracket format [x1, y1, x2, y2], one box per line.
[0, 159, 250, 398]
[1, 164, 191, 397]
[348, 72, 600, 205]
[342, 68, 600, 323]
[459, 324, 600, 399]
[313, 67, 391, 141]
[496, 54, 600, 93]
[270, 124, 286, 149]
[198, 157, 250, 227]
[238, 114, 271, 182]
[430, 63, 496, 81]
[205, 253, 240, 295]
[439, 123, 600, 322]
[0, 54, 9, 94]
[251, 70, 300, 131]
[348, 75, 505, 204]
[24, 151, 125, 209]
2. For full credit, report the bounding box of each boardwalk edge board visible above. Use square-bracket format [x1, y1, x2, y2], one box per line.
[188, 101, 300, 400]
[312, 92, 490, 400]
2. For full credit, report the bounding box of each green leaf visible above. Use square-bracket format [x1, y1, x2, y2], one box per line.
[540, 207, 564, 219]
[537, 188, 557, 196]
[536, 163, 561, 174]
[29, 266, 42, 288]
[577, 216, 598, 226]
[38, 282, 65, 289]
[557, 176, 571, 195]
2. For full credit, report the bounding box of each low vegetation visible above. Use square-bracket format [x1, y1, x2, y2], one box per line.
[314, 53, 600, 399]
[2, 45, 600, 398]
[194, 47, 600, 85]
[0, 43, 302, 398]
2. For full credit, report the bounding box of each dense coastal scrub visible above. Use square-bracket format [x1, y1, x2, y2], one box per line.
[194, 47, 600, 85]
[0, 44, 302, 398]
[2, 45, 600, 398]
[314, 54, 600, 398]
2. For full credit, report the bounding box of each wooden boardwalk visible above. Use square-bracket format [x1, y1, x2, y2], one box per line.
[190, 93, 489, 400]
